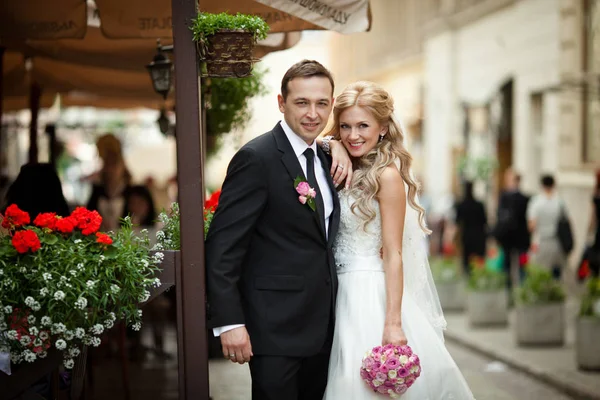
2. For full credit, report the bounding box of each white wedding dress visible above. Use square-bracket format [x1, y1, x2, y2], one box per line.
[323, 188, 474, 400]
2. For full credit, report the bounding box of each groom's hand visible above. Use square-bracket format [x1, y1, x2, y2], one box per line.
[221, 326, 253, 365]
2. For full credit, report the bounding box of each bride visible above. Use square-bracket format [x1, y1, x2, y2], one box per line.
[321, 82, 474, 399]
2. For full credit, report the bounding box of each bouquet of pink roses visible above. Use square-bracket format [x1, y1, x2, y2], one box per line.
[360, 344, 421, 398]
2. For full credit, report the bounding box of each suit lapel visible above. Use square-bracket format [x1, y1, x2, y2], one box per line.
[273, 124, 327, 241]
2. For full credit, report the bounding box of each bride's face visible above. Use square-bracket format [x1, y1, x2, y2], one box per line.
[338, 105, 387, 158]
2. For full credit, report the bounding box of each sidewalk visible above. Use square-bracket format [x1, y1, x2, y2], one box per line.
[443, 299, 600, 400]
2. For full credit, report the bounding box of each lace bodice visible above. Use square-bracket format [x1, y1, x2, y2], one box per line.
[333, 190, 382, 264]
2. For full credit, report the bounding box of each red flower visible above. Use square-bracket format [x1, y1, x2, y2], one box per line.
[518, 252, 529, 267]
[70, 207, 102, 235]
[11, 230, 41, 253]
[1, 204, 30, 229]
[205, 190, 221, 212]
[33, 212, 58, 230]
[55, 217, 78, 234]
[96, 232, 113, 246]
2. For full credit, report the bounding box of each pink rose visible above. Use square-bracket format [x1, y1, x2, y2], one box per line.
[298, 195, 307, 204]
[308, 188, 317, 198]
[296, 181, 311, 196]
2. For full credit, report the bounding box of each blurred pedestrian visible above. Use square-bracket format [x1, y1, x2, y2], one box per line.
[454, 181, 487, 275]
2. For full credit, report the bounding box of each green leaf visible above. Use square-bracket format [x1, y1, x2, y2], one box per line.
[42, 234, 58, 245]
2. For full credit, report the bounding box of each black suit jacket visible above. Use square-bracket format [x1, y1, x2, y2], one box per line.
[497, 190, 530, 251]
[205, 123, 340, 357]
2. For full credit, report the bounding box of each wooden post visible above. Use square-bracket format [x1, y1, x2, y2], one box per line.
[171, 0, 210, 399]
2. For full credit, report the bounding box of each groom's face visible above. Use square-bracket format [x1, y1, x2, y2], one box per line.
[278, 76, 333, 145]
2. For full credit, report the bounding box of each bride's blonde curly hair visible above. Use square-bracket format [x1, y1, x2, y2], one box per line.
[326, 81, 430, 234]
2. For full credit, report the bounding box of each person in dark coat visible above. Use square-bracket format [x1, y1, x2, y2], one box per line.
[3, 163, 70, 218]
[454, 181, 487, 275]
[495, 169, 530, 290]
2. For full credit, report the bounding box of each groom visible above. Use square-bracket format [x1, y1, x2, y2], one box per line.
[205, 60, 343, 400]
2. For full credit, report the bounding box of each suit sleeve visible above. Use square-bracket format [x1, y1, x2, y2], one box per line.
[205, 148, 268, 328]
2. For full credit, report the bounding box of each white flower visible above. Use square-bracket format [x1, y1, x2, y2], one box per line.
[152, 252, 165, 263]
[77, 263, 84, 271]
[3, 305, 12, 314]
[0, 321, 6, 330]
[3, 278, 13, 286]
[28, 327, 39, 336]
[110, 284, 120, 294]
[74, 297, 88, 310]
[39, 331, 49, 341]
[141, 259, 150, 268]
[91, 337, 101, 347]
[70, 270, 77, 276]
[132, 322, 142, 331]
[33, 338, 43, 347]
[139, 290, 150, 303]
[64, 358, 75, 369]
[54, 291, 66, 301]
[31, 301, 41, 311]
[69, 347, 81, 357]
[43, 273, 52, 281]
[74, 328, 85, 339]
[55, 339, 67, 350]
[41, 316, 52, 326]
[108, 312, 116, 321]
[6, 330, 18, 340]
[104, 319, 114, 329]
[38, 351, 48, 359]
[60, 276, 68, 282]
[10, 352, 22, 363]
[86, 280, 96, 289]
[137, 310, 143, 318]
[90, 324, 104, 335]
[40, 288, 49, 297]
[99, 255, 105, 263]
[27, 315, 36, 325]
[74, 239, 82, 244]
[19, 267, 27, 273]
[151, 243, 164, 251]
[152, 278, 161, 288]
[156, 230, 165, 240]
[51, 323, 66, 334]
[25, 296, 35, 307]
[64, 330, 75, 341]
[0, 269, 3, 275]
[83, 335, 93, 345]
[20, 336, 31, 346]
[23, 350, 36, 363]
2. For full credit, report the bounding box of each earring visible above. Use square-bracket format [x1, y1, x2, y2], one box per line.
[378, 134, 384, 143]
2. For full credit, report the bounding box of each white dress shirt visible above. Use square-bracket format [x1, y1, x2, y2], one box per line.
[213, 121, 334, 337]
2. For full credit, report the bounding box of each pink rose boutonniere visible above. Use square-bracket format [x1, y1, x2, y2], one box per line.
[294, 176, 317, 211]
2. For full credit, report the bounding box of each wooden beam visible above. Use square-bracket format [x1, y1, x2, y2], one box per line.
[171, 0, 210, 399]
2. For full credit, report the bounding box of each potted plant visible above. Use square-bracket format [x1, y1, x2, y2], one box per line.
[576, 277, 600, 370]
[0, 205, 161, 375]
[514, 265, 565, 346]
[466, 258, 508, 326]
[191, 12, 270, 78]
[430, 257, 466, 312]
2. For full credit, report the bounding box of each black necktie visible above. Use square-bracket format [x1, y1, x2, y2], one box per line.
[303, 148, 325, 231]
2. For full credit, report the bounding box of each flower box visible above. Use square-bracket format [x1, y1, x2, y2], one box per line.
[467, 290, 508, 326]
[515, 303, 565, 346]
[437, 281, 467, 312]
[576, 317, 600, 370]
[191, 12, 269, 78]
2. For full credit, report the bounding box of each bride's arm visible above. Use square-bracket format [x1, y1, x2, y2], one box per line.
[316, 136, 353, 188]
[378, 166, 408, 346]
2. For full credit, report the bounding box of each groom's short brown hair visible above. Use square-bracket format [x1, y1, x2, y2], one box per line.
[281, 60, 334, 101]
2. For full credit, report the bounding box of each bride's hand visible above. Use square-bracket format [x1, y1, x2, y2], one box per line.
[382, 324, 408, 347]
[329, 140, 353, 188]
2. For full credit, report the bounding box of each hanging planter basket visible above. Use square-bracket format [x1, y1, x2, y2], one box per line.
[197, 30, 257, 78]
[191, 12, 270, 78]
